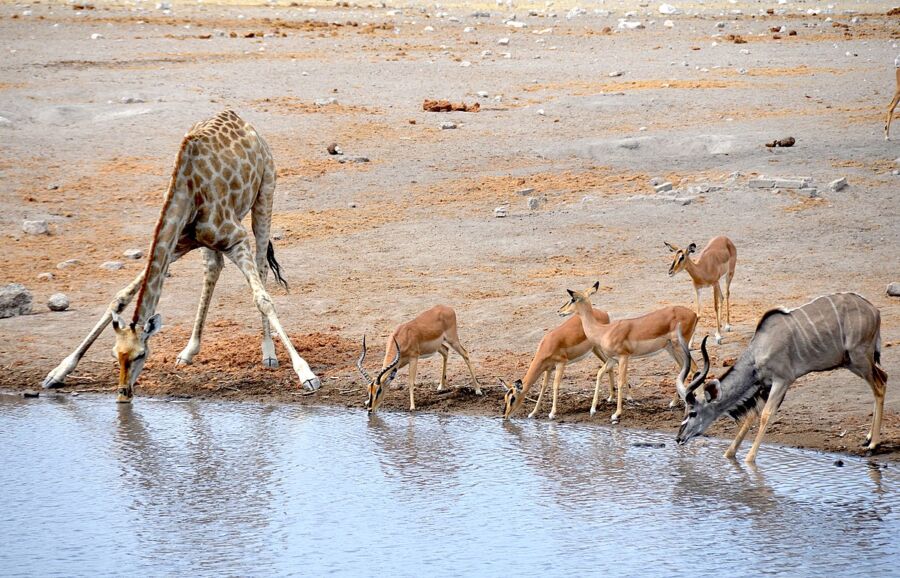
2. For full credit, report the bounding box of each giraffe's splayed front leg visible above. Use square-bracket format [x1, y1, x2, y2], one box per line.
[175, 339, 200, 366]
[42, 353, 79, 389]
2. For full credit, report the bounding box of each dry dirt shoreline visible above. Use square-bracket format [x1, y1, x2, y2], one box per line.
[1, 1, 899, 461]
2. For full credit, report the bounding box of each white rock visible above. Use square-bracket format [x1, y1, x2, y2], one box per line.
[537, 109, 545, 115]
[494, 206, 508, 217]
[37, 272, 54, 281]
[887, 282, 900, 297]
[460, 60, 472, 67]
[120, 96, 145, 104]
[0, 283, 33, 319]
[90, 33, 103, 40]
[441, 121, 457, 130]
[506, 20, 527, 28]
[314, 97, 338, 106]
[617, 19, 645, 29]
[658, 3, 679, 14]
[22, 220, 49, 235]
[608, 70, 624, 77]
[100, 261, 125, 271]
[740, 48, 750, 54]
[829, 177, 848, 191]
[654, 182, 673, 193]
[498, 37, 510, 45]
[664, 19, 674, 27]
[477, 91, 489, 97]
[48, 293, 70, 312]
[123, 248, 144, 259]
[56, 259, 81, 269]
[463, 26, 475, 32]
[424, 25, 435, 32]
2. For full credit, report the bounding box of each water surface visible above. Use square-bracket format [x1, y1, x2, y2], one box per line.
[0, 393, 896, 577]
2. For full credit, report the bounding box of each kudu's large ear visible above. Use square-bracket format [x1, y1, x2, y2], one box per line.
[704, 379, 721, 402]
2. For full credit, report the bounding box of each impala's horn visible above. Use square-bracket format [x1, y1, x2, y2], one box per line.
[376, 338, 402, 385]
[357, 336, 373, 384]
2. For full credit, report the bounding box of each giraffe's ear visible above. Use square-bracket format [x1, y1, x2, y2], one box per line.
[142, 314, 162, 340]
[111, 313, 126, 332]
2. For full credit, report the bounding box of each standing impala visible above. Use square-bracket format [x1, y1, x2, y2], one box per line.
[885, 55, 899, 140]
[675, 293, 887, 464]
[558, 282, 697, 423]
[665, 236, 736, 344]
[501, 308, 620, 420]
[357, 305, 482, 413]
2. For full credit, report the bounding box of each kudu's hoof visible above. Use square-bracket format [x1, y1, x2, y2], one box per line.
[42, 375, 65, 389]
[302, 377, 321, 391]
[263, 357, 279, 369]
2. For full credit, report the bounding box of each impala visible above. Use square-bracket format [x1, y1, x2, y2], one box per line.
[558, 282, 697, 423]
[357, 305, 481, 413]
[501, 308, 621, 420]
[886, 55, 899, 140]
[665, 236, 737, 344]
[675, 293, 888, 464]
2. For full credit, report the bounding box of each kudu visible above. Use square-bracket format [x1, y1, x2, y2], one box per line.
[675, 293, 887, 464]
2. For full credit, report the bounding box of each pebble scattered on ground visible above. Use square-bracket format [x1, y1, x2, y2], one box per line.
[22, 220, 49, 235]
[47, 293, 70, 312]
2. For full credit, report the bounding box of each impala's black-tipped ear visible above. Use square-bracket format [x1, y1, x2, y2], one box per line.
[591, 281, 600, 293]
[664, 242, 677, 252]
[499, 378, 512, 392]
[687, 243, 697, 254]
[566, 289, 575, 298]
[513, 379, 523, 392]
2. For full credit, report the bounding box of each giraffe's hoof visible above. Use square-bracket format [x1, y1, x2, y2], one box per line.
[42, 375, 65, 389]
[175, 357, 193, 366]
[263, 357, 279, 369]
[301, 377, 321, 391]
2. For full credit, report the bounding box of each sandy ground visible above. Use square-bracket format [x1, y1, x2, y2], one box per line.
[1, 0, 898, 460]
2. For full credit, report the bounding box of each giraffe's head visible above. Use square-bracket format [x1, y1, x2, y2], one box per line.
[111, 313, 162, 403]
[664, 242, 696, 276]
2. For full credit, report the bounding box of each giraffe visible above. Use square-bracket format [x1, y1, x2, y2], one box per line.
[42, 110, 321, 401]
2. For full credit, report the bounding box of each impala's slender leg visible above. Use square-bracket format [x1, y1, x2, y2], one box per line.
[744, 381, 787, 463]
[694, 286, 702, 317]
[528, 370, 551, 419]
[612, 356, 629, 424]
[437, 344, 449, 391]
[443, 333, 482, 395]
[885, 70, 899, 140]
[407, 356, 418, 411]
[42, 270, 146, 388]
[723, 272, 733, 332]
[712, 282, 724, 344]
[601, 358, 614, 402]
[176, 248, 224, 365]
[548, 362, 566, 420]
[724, 414, 756, 459]
[225, 238, 320, 391]
[591, 360, 613, 416]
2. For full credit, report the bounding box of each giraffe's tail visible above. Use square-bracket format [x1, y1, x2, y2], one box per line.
[267, 241, 289, 293]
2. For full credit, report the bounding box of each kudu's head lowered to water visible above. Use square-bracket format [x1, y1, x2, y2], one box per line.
[674, 333, 717, 445]
[357, 336, 401, 413]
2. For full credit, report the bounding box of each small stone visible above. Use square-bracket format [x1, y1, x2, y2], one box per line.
[123, 249, 144, 260]
[649, 177, 663, 186]
[804, 188, 820, 198]
[90, 33, 103, 40]
[829, 177, 848, 191]
[120, 96, 145, 104]
[833, 459, 844, 467]
[440, 121, 457, 130]
[56, 259, 81, 269]
[664, 19, 674, 27]
[272, 229, 284, 240]
[23, 391, 40, 399]
[338, 156, 370, 164]
[22, 220, 49, 235]
[48, 293, 70, 312]
[477, 90, 489, 98]
[516, 187, 535, 196]
[749, 178, 776, 188]
[498, 37, 510, 45]
[314, 97, 338, 106]
[460, 61, 472, 67]
[327, 143, 343, 155]
[100, 261, 125, 271]
[527, 196, 541, 210]
[0, 283, 33, 319]
[47, 184, 59, 191]
[348, 202, 358, 208]
[156, 1, 171, 9]
[37, 272, 54, 281]
[494, 206, 508, 218]
[887, 282, 900, 297]
[654, 182, 673, 193]
[658, 3, 679, 14]
[770, 179, 808, 189]
[608, 70, 624, 77]
[716, 21, 726, 28]
[537, 109, 545, 116]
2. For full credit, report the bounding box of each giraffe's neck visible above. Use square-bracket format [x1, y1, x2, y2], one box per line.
[131, 142, 195, 326]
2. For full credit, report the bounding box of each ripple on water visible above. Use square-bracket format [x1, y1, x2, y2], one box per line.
[0, 393, 896, 577]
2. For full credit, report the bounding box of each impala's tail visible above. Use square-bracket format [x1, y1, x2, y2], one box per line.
[267, 241, 289, 292]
